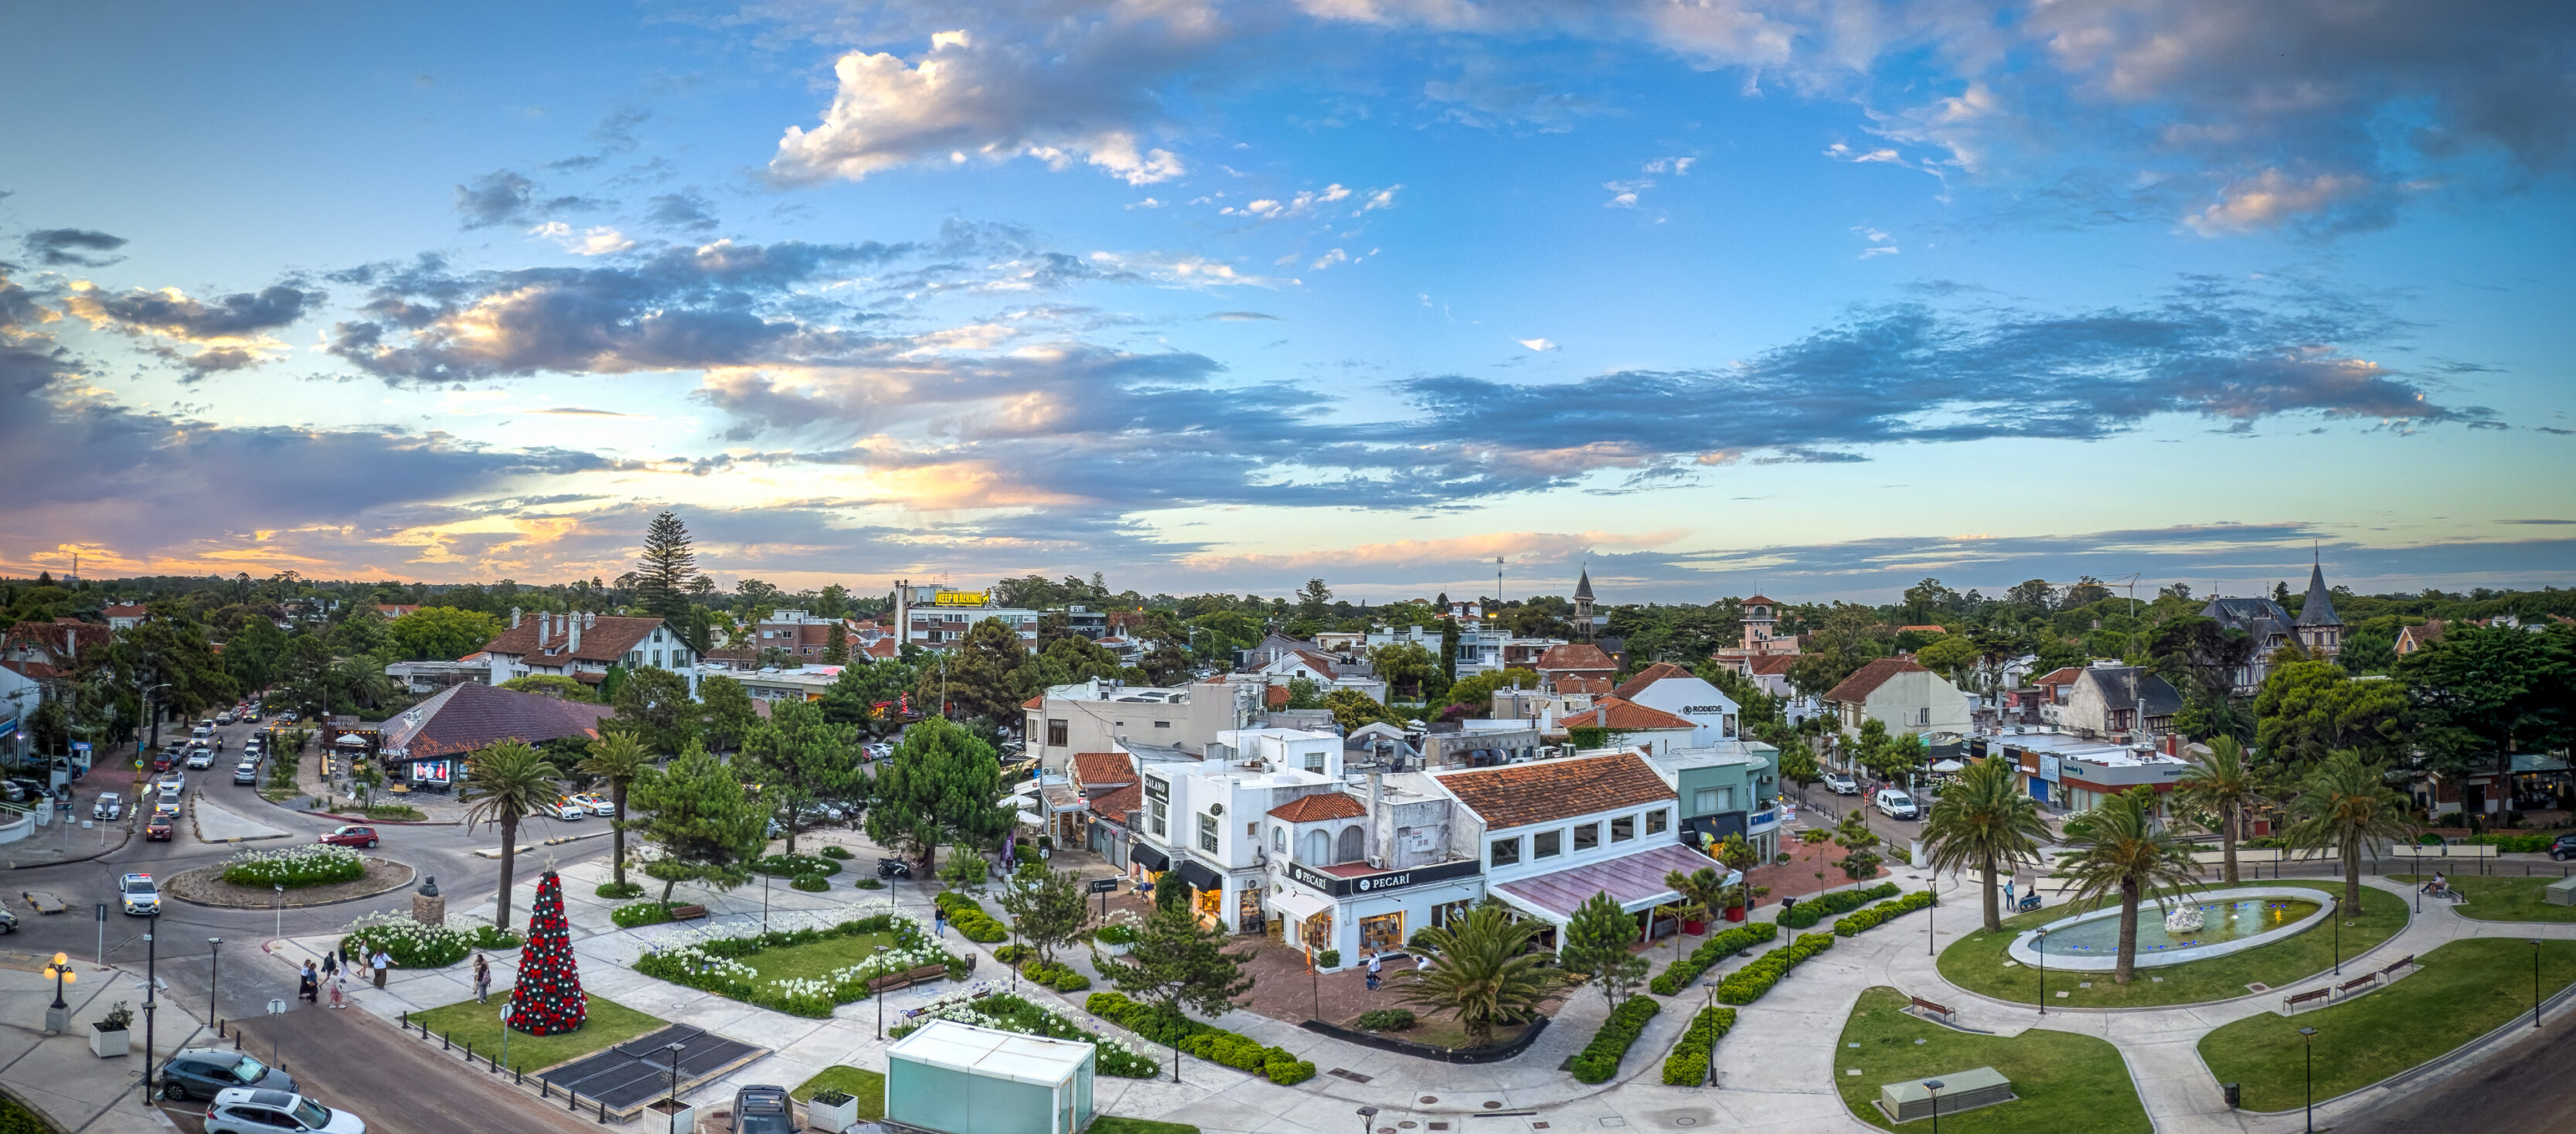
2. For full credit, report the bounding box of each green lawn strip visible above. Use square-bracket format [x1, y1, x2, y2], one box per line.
[1935, 881, 2405, 1009]
[733, 930, 900, 982]
[2197, 938, 2576, 1112]
[1834, 987, 2148, 1134]
[409, 993, 668, 1074]
[789, 1066, 885, 1121]
[1088, 1119, 1200, 1134]
[2391, 873, 2576, 923]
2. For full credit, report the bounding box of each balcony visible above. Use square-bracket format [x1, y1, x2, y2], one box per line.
[1747, 808, 1780, 834]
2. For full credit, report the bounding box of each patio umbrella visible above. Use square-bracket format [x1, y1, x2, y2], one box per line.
[335, 734, 369, 747]
[1929, 758, 1965, 772]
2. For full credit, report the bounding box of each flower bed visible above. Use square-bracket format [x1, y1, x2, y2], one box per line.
[340, 911, 492, 969]
[1648, 921, 1778, 995]
[1569, 996, 1660, 1084]
[1776, 882, 1899, 928]
[611, 901, 676, 928]
[752, 853, 843, 877]
[1832, 890, 1935, 937]
[631, 908, 961, 1018]
[819, 845, 853, 860]
[933, 891, 1009, 942]
[1085, 991, 1315, 1085]
[893, 993, 1162, 1077]
[1714, 932, 1836, 1005]
[1661, 1006, 1738, 1085]
[223, 844, 366, 888]
[791, 874, 832, 893]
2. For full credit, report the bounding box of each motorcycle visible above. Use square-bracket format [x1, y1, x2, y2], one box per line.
[876, 857, 913, 879]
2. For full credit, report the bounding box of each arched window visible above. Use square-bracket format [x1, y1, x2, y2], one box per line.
[1336, 825, 1366, 864]
[1304, 829, 1329, 865]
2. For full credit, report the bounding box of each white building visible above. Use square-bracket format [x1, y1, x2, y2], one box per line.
[1609, 662, 1743, 747]
[478, 610, 699, 696]
[1128, 728, 1349, 938]
[1431, 752, 1712, 937]
[1026, 679, 1265, 772]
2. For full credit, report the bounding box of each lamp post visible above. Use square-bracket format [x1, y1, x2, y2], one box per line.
[1308, 944, 1321, 1023]
[873, 945, 890, 1040]
[663, 1040, 686, 1115]
[1928, 886, 1937, 956]
[2332, 897, 2342, 976]
[1924, 1078, 1944, 1134]
[2034, 928, 2049, 1016]
[2534, 939, 2546, 1030]
[1704, 982, 1717, 1088]
[2298, 1026, 2318, 1133]
[206, 938, 222, 1034]
[1356, 1105, 1379, 1133]
[41, 953, 75, 1034]
[140, 921, 157, 1107]
[2413, 849, 2422, 914]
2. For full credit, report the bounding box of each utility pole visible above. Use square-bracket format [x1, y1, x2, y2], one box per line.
[139, 923, 157, 1106]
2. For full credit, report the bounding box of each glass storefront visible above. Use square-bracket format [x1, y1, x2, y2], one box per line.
[1429, 900, 1474, 930]
[1359, 911, 1406, 955]
[1301, 911, 1333, 953]
[1193, 884, 1223, 925]
[1236, 886, 1266, 935]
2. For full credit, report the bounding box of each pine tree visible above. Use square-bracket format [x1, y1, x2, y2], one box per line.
[506, 871, 588, 1035]
[822, 623, 849, 665]
[635, 511, 699, 626]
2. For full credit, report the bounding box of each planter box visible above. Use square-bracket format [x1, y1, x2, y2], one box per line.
[645, 1098, 694, 1134]
[1681, 919, 1708, 935]
[90, 1024, 130, 1058]
[1724, 906, 1747, 923]
[806, 1092, 860, 1131]
[1094, 941, 1131, 957]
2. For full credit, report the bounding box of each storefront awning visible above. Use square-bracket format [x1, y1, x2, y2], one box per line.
[1016, 810, 1044, 826]
[1130, 842, 1169, 871]
[1270, 889, 1330, 925]
[1173, 859, 1222, 892]
[1492, 843, 1720, 925]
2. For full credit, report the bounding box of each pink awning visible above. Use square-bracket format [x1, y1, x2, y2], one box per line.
[1493, 842, 1716, 924]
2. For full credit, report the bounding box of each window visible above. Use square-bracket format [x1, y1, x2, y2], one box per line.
[1646, 809, 1669, 835]
[1154, 720, 1171, 729]
[1198, 812, 1219, 853]
[1336, 826, 1366, 863]
[1916, 707, 1931, 727]
[1489, 836, 1521, 867]
[650, 650, 662, 666]
[1247, 822, 1257, 839]
[1533, 829, 1562, 859]
[1046, 719, 1068, 747]
[1273, 826, 1286, 853]
[1306, 829, 1330, 863]
[1146, 777, 1169, 837]
[1694, 786, 1734, 814]
[1305, 749, 1326, 773]
[1610, 815, 1635, 843]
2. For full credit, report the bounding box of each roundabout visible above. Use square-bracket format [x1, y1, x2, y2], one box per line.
[2006, 887, 2331, 971]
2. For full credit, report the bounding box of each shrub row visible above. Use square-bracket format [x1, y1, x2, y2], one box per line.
[1833, 890, 1935, 937]
[634, 912, 960, 1018]
[1354, 1008, 1415, 1032]
[1086, 991, 1316, 1085]
[892, 993, 1162, 1078]
[934, 891, 1008, 938]
[1660, 1006, 1739, 1085]
[1775, 882, 1900, 928]
[1022, 960, 1091, 993]
[1648, 921, 1778, 995]
[2467, 833, 2553, 853]
[752, 853, 843, 877]
[595, 881, 645, 899]
[1568, 996, 1661, 1084]
[1713, 932, 1836, 1005]
[341, 911, 480, 969]
[994, 943, 1036, 965]
[790, 875, 832, 893]
[819, 845, 854, 860]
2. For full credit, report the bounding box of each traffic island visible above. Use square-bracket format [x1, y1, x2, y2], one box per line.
[1936, 880, 2404, 1009]
[407, 993, 669, 1076]
[1835, 987, 2147, 1134]
[162, 855, 415, 908]
[2195, 937, 2576, 1112]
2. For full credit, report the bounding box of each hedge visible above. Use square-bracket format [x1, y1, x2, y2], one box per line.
[1023, 961, 1091, 993]
[1776, 882, 1900, 928]
[1355, 1009, 1415, 1032]
[223, 844, 366, 888]
[611, 901, 676, 928]
[2468, 833, 2553, 853]
[790, 874, 832, 893]
[1713, 932, 1836, 1005]
[893, 993, 1162, 1078]
[1648, 921, 1778, 995]
[1085, 991, 1316, 1085]
[1661, 1006, 1739, 1085]
[1568, 996, 1661, 1083]
[820, 845, 854, 859]
[753, 853, 843, 877]
[1833, 890, 1935, 937]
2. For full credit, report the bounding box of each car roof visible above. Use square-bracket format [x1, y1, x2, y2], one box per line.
[212, 1087, 301, 1107]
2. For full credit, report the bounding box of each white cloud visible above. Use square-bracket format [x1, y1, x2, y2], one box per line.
[1219, 184, 1357, 220]
[1358, 185, 1402, 213]
[1603, 179, 1652, 208]
[1642, 156, 1698, 175]
[1309, 248, 1349, 270]
[528, 221, 637, 256]
[1516, 337, 1557, 352]
[2184, 169, 2374, 236]
[1852, 226, 1897, 257]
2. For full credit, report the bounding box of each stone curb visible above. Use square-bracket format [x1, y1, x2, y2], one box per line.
[164, 856, 418, 910]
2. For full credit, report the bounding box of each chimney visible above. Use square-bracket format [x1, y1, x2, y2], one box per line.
[569, 614, 582, 652]
[1367, 768, 1384, 863]
[585, 611, 595, 629]
[510, 606, 522, 629]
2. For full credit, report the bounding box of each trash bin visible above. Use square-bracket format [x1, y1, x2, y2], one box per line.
[2223, 1083, 2241, 1108]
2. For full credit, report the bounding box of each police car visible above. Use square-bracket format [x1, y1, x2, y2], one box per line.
[120, 873, 162, 916]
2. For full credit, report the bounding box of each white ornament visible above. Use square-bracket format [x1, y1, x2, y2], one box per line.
[2163, 904, 2206, 935]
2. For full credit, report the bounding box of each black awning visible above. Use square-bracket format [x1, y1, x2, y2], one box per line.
[1173, 858, 1223, 891]
[1681, 812, 1747, 845]
[1130, 841, 1170, 871]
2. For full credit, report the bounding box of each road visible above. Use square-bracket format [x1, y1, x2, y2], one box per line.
[2336, 988, 2576, 1134]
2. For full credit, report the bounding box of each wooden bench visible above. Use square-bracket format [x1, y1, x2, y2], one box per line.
[866, 963, 954, 993]
[2335, 974, 2379, 998]
[2380, 954, 2414, 979]
[2283, 988, 2330, 1013]
[1909, 996, 1955, 1023]
[668, 904, 709, 921]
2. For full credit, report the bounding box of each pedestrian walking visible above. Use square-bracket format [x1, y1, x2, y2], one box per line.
[1365, 952, 1382, 992]
[320, 951, 339, 981]
[369, 948, 392, 989]
[472, 954, 492, 1003]
[297, 962, 318, 1003]
[934, 911, 947, 938]
[328, 975, 345, 1010]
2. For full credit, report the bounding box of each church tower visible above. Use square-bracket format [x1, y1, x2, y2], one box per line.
[2293, 553, 2343, 659]
[1572, 567, 1597, 642]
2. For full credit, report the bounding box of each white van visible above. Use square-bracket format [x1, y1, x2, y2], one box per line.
[1872, 788, 1919, 820]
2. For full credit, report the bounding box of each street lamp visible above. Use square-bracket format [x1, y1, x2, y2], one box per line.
[1307, 944, 1321, 1023]
[43, 952, 74, 1010]
[873, 945, 890, 1040]
[2034, 928, 2050, 1016]
[1704, 982, 1717, 1088]
[1924, 1078, 1944, 1134]
[2534, 939, 2546, 1030]
[206, 938, 222, 1034]
[2331, 896, 2342, 976]
[2298, 1026, 2318, 1133]
[1928, 886, 1937, 956]
[663, 1040, 686, 1112]
[1355, 1105, 1379, 1133]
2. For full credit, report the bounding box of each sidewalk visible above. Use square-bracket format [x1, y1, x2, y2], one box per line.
[0, 956, 208, 1133]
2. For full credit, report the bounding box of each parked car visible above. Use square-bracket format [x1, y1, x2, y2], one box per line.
[162, 1049, 295, 1102]
[2553, 833, 2576, 862]
[120, 873, 161, 915]
[570, 792, 615, 816]
[318, 826, 379, 849]
[539, 799, 584, 821]
[1871, 788, 1919, 820]
[185, 750, 215, 770]
[5, 777, 51, 802]
[1821, 772, 1860, 795]
[93, 792, 123, 820]
[214, 712, 237, 726]
[234, 763, 260, 786]
[201, 1088, 364, 1134]
[145, 816, 175, 841]
[730, 1085, 793, 1134]
[0, 904, 17, 934]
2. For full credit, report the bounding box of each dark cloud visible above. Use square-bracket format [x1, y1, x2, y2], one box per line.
[451, 169, 604, 229]
[72, 283, 317, 339]
[23, 228, 128, 267]
[645, 191, 719, 233]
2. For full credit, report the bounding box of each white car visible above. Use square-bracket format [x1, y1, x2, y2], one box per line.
[1872, 788, 1919, 820]
[1821, 772, 1860, 795]
[539, 799, 585, 821]
[185, 750, 215, 770]
[202, 1088, 365, 1134]
[120, 873, 161, 916]
[572, 793, 616, 817]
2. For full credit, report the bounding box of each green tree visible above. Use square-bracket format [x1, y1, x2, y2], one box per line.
[741, 700, 862, 854]
[628, 742, 767, 904]
[498, 675, 593, 701]
[2280, 751, 2415, 914]
[1557, 891, 1649, 1007]
[1440, 666, 1538, 715]
[1921, 756, 2050, 931]
[1325, 688, 1404, 730]
[634, 511, 700, 630]
[1295, 578, 1333, 622]
[2254, 660, 2406, 768]
[1283, 675, 1325, 710]
[921, 618, 1029, 724]
[223, 616, 288, 694]
[998, 860, 1092, 965]
[864, 716, 1014, 872]
[819, 659, 916, 736]
[1388, 904, 1568, 1047]
[2055, 787, 2200, 984]
[822, 623, 849, 665]
[386, 606, 503, 662]
[274, 635, 335, 719]
[1091, 901, 1258, 1020]
[459, 740, 566, 930]
[697, 674, 758, 754]
[577, 731, 655, 891]
[938, 843, 989, 891]
[608, 666, 699, 757]
[1662, 864, 1735, 925]
[1368, 641, 1448, 703]
[1914, 634, 1980, 686]
[120, 609, 240, 721]
[2397, 623, 2576, 785]
[2174, 736, 2268, 886]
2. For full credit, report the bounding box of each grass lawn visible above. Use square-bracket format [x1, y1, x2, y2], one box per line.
[1936, 881, 2405, 1009]
[2391, 873, 2576, 923]
[410, 993, 668, 1074]
[790, 1066, 884, 1121]
[1835, 987, 2148, 1134]
[731, 931, 900, 982]
[2197, 938, 2576, 1112]
[1089, 1120, 1200, 1134]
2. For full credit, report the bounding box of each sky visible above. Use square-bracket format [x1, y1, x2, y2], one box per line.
[2, 1, 2573, 604]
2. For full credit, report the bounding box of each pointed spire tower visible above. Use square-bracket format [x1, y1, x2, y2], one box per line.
[2293, 547, 2343, 660]
[1572, 566, 1596, 641]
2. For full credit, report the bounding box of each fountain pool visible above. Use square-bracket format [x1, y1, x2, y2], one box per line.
[2004, 887, 2336, 971]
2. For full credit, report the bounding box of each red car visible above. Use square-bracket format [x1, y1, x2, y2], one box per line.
[145, 816, 175, 841]
[318, 825, 378, 849]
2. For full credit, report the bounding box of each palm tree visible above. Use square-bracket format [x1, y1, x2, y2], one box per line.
[2056, 787, 2201, 984]
[2176, 736, 2267, 886]
[1921, 755, 2052, 931]
[578, 731, 655, 892]
[1389, 904, 1570, 1047]
[461, 740, 564, 931]
[2282, 750, 2414, 914]
[1664, 866, 1734, 928]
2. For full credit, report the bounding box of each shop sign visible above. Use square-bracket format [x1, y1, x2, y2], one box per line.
[2038, 754, 2060, 782]
[410, 760, 452, 784]
[1285, 856, 1479, 897]
[931, 590, 989, 607]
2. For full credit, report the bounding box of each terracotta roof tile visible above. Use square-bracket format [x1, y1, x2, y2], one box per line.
[1742, 594, 1780, 607]
[1087, 782, 1141, 820]
[1747, 654, 1798, 676]
[1611, 662, 1691, 700]
[1536, 643, 1615, 672]
[1438, 753, 1675, 831]
[1267, 792, 1366, 822]
[1558, 696, 1695, 731]
[1290, 649, 1339, 679]
[1822, 657, 1931, 705]
[1897, 625, 1948, 634]
[1267, 684, 1290, 708]
[1555, 675, 1615, 696]
[479, 615, 672, 666]
[1071, 751, 1136, 789]
[1024, 693, 1045, 710]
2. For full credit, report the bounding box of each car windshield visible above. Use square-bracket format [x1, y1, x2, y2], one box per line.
[739, 1114, 794, 1134]
[290, 1098, 331, 1126]
[125, 879, 153, 893]
[231, 1055, 268, 1082]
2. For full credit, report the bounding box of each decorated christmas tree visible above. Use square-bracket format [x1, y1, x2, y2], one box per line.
[506, 870, 588, 1035]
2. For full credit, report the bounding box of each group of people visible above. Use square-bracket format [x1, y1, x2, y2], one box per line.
[295, 945, 406, 1008]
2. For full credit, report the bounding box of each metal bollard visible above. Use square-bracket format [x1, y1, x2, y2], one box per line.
[539, 1080, 550, 1100]
[515, 1066, 523, 1085]
[568, 1088, 580, 1112]
[463, 1041, 472, 1063]
[597, 1098, 607, 1123]
[442, 1031, 451, 1051]
[233, 1031, 242, 1051]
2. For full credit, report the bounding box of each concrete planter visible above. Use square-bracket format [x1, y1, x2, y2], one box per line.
[807, 1091, 861, 1130]
[645, 1098, 694, 1133]
[90, 1023, 130, 1058]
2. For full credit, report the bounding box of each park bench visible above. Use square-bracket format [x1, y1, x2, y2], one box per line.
[2380, 955, 2415, 979]
[866, 963, 954, 993]
[2335, 974, 2379, 999]
[668, 904, 709, 921]
[1909, 996, 1955, 1023]
[2283, 988, 2330, 1013]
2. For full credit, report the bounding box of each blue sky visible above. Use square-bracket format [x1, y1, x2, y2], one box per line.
[2, 1, 2571, 603]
